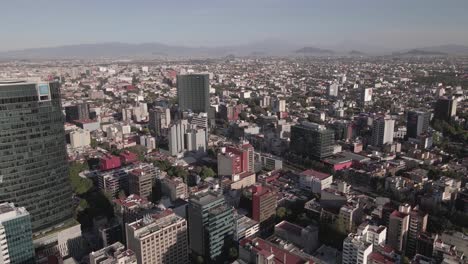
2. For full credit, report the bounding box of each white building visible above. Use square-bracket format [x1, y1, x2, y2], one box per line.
[70, 129, 91, 148]
[89, 242, 137, 264]
[168, 119, 189, 156]
[342, 233, 373, 264]
[299, 169, 333, 194]
[328, 83, 339, 97]
[371, 116, 395, 147]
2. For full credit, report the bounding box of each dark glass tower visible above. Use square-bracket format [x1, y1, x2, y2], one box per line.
[0, 81, 73, 232]
[290, 121, 335, 160]
[407, 110, 430, 139]
[177, 74, 210, 113]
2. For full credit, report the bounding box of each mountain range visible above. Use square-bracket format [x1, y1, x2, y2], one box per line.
[0, 41, 467, 59]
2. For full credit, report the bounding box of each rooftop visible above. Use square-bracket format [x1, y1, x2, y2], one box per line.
[300, 169, 331, 180]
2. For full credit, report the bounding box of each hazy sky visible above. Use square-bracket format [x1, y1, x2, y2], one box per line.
[1, 0, 467, 51]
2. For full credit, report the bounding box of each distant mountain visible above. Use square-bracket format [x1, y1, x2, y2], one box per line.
[392, 49, 448, 56]
[393, 45, 468, 56]
[349, 50, 366, 55]
[295, 47, 335, 54]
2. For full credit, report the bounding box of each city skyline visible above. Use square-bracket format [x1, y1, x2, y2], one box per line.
[1, 0, 468, 52]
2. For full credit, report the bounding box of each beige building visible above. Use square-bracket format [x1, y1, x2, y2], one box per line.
[70, 129, 91, 148]
[128, 165, 156, 199]
[126, 210, 188, 264]
[161, 177, 188, 201]
[89, 242, 137, 264]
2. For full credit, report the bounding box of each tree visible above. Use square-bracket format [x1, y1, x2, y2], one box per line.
[228, 247, 238, 260]
[276, 207, 287, 219]
[195, 255, 204, 264]
[200, 166, 216, 179]
[69, 162, 93, 195]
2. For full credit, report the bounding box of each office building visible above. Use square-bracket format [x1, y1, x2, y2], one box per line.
[177, 74, 210, 113]
[185, 127, 207, 153]
[434, 97, 457, 122]
[0, 203, 34, 264]
[290, 122, 335, 160]
[70, 129, 91, 148]
[113, 194, 155, 227]
[168, 119, 189, 156]
[161, 177, 188, 201]
[342, 233, 373, 264]
[148, 107, 171, 136]
[274, 221, 319, 254]
[406, 206, 428, 257]
[0, 81, 73, 232]
[126, 210, 188, 264]
[218, 143, 254, 177]
[299, 169, 333, 194]
[219, 104, 242, 121]
[407, 110, 431, 139]
[65, 103, 89, 122]
[371, 116, 395, 147]
[234, 214, 259, 241]
[361, 88, 373, 105]
[357, 223, 387, 247]
[187, 190, 234, 260]
[89, 242, 137, 264]
[272, 98, 286, 113]
[387, 210, 409, 252]
[328, 83, 339, 97]
[251, 185, 277, 223]
[128, 165, 156, 199]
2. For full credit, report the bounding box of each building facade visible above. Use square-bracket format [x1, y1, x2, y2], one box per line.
[0, 81, 73, 232]
[177, 74, 210, 113]
[290, 122, 335, 160]
[0, 203, 34, 264]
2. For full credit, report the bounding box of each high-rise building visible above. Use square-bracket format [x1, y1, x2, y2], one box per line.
[290, 122, 335, 160]
[0, 81, 73, 232]
[328, 83, 339, 97]
[187, 190, 234, 260]
[65, 103, 89, 122]
[148, 107, 171, 136]
[217, 143, 254, 177]
[185, 127, 207, 153]
[0, 203, 35, 264]
[219, 104, 242, 121]
[168, 119, 189, 156]
[251, 185, 277, 223]
[406, 206, 428, 257]
[407, 110, 431, 139]
[177, 74, 210, 113]
[361, 88, 373, 105]
[272, 98, 286, 113]
[434, 98, 457, 122]
[342, 233, 373, 264]
[387, 209, 409, 252]
[126, 210, 188, 264]
[371, 116, 395, 147]
[89, 242, 137, 264]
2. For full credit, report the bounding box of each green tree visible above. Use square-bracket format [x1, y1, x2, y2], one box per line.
[69, 162, 93, 194]
[276, 207, 287, 219]
[200, 166, 216, 179]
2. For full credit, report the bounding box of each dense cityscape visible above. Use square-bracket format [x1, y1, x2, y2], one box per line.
[0, 55, 466, 264]
[1, 1, 468, 264]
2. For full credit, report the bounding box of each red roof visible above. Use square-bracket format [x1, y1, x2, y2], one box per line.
[300, 169, 331, 180]
[240, 237, 311, 264]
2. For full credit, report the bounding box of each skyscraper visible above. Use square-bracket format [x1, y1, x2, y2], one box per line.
[290, 121, 335, 160]
[371, 116, 395, 147]
[65, 102, 89, 122]
[168, 119, 189, 156]
[148, 107, 171, 136]
[407, 110, 431, 139]
[0, 81, 73, 232]
[0, 203, 35, 264]
[177, 74, 210, 113]
[387, 209, 409, 252]
[187, 190, 234, 261]
[251, 185, 277, 223]
[434, 98, 457, 122]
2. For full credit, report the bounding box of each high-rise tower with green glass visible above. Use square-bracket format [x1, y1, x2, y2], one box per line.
[0, 81, 73, 233]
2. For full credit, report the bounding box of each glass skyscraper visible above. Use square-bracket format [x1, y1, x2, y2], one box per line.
[290, 121, 335, 160]
[0, 81, 73, 233]
[177, 74, 210, 113]
[0, 202, 35, 264]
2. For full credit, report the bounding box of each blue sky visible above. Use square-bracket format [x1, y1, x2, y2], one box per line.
[1, 0, 467, 51]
